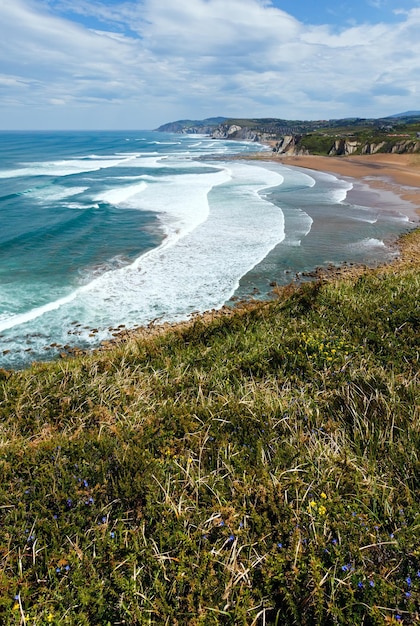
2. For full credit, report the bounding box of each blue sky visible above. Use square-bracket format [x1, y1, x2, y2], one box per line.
[0, 0, 419, 129]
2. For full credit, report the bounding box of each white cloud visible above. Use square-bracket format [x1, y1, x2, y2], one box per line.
[0, 0, 419, 128]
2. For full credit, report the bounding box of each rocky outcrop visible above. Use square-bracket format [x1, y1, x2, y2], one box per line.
[389, 140, 420, 153]
[211, 124, 269, 142]
[360, 140, 420, 154]
[272, 135, 309, 156]
[328, 139, 360, 156]
[361, 142, 386, 154]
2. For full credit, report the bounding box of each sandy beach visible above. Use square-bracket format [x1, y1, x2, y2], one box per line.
[264, 153, 420, 219]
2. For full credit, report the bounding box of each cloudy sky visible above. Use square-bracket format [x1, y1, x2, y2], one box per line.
[1, 0, 419, 129]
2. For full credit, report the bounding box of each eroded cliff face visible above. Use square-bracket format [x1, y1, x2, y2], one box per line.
[272, 135, 309, 156]
[328, 139, 360, 156]
[362, 139, 420, 154]
[273, 136, 420, 156]
[211, 124, 268, 142]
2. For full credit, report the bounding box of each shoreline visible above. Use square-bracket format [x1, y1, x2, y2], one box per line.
[248, 152, 420, 220]
[4, 150, 420, 367]
[98, 153, 420, 352]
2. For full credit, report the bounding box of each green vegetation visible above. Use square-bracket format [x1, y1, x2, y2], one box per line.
[1, 231, 420, 625]
[296, 134, 339, 156]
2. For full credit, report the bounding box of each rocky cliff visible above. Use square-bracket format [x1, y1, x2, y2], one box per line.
[156, 117, 420, 156]
[273, 136, 420, 156]
[271, 135, 309, 156]
[210, 124, 276, 143]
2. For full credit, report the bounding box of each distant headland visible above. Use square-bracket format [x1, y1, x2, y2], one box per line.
[156, 111, 420, 156]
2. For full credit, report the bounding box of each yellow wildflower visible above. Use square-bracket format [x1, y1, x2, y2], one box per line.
[321, 492, 327, 499]
[318, 505, 327, 515]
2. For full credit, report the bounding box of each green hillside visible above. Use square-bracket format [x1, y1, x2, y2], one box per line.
[0, 230, 419, 625]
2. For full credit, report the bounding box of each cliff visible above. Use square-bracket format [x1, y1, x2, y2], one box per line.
[210, 123, 276, 143]
[273, 135, 420, 157]
[156, 115, 420, 156]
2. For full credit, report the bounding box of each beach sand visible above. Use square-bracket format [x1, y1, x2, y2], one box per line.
[258, 153, 420, 219]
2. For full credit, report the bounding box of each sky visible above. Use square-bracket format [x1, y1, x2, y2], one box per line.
[0, 0, 419, 130]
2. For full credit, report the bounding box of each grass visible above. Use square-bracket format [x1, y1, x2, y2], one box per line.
[0, 230, 419, 625]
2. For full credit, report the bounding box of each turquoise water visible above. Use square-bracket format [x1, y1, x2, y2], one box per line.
[0, 131, 416, 368]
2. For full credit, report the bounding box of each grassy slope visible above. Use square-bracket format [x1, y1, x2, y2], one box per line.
[0, 231, 419, 625]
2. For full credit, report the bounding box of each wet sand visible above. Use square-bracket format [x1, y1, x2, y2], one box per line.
[260, 153, 420, 219]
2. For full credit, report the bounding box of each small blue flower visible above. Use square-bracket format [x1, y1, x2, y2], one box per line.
[277, 542, 283, 548]
[110, 531, 115, 538]
[66, 498, 72, 508]
[396, 615, 401, 621]
[228, 534, 235, 542]
[406, 576, 412, 586]
[332, 538, 338, 545]
[218, 520, 225, 527]
[369, 580, 375, 587]
[64, 565, 70, 571]
[357, 581, 363, 589]
[101, 516, 107, 523]
[405, 592, 411, 598]
[342, 565, 349, 572]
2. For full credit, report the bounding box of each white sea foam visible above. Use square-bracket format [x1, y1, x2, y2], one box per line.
[0, 156, 136, 179]
[282, 208, 313, 246]
[0, 162, 284, 340]
[300, 168, 353, 202]
[113, 175, 160, 181]
[330, 185, 353, 203]
[67, 202, 100, 210]
[32, 186, 89, 202]
[349, 238, 386, 250]
[348, 215, 378, 224]
[279, 167, 316, 188]
[94, 181, 148, 205]
[0, 291, 79, 332]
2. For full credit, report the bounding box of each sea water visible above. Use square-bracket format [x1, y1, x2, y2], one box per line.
[0, 131, 416, 369]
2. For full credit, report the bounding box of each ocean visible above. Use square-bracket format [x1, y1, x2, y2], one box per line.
[0, 130, 416, 369]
